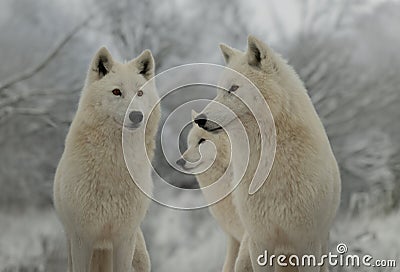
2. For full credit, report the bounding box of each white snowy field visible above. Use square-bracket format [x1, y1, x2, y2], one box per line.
[0, 197, 399, 271]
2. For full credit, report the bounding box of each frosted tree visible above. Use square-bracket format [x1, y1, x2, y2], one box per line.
[285, 0, 400, 213]
[0, 0, 94, 207]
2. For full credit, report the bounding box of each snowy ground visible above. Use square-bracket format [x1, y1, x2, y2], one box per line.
[0, 204, 225, 272]
[0, 196, 398, 272]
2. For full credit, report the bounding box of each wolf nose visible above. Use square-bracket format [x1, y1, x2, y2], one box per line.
[194, 114, 207, 128]
[176, 158, 186, 167]
[129, 111, 143, 124]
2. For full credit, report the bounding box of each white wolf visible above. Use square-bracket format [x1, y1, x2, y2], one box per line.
[195, 36, 341, 271]
[177, 110, 246, 272]
[53, 47, 160, 272]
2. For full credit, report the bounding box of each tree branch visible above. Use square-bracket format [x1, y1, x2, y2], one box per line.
[0, 14, 94, 92]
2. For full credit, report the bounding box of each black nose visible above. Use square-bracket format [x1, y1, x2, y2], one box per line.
[176, 158, 186, 167]
[129, 111, 143, 124]
[194, 114, 207, 128]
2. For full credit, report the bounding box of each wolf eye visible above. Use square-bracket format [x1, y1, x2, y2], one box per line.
[112, 89, 122, 96]
[198, 138, 206, 144]
[228, 85, 239, 93]
[137, 90, 144, 97]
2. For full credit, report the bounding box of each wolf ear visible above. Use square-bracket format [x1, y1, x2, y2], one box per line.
[133, 49, 154, 80]
[87, 47, 113, 84]
[247, 35, 268, 68]
[191, 110, 199, 121]
[219, 43, 236, 64]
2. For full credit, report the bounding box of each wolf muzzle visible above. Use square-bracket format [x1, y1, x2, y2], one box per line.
[194, 114, 222, 132]
[129, 111, 144, 126]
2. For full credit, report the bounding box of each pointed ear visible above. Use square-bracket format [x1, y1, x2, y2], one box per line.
[247, 35, 268, 68]
[133, 49, 155, 80]
[219, 43, 236, 64]
[87, 47, 113, 84]
[191, 110, 199, 121]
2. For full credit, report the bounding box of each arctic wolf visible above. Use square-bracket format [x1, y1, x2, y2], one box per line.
[195, 36, 341, 271]
[177, 110, 246, 272]
[53, 47, 160, 272]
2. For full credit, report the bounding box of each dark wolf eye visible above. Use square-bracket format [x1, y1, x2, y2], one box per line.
[198, 138, 206, 144]
[112, 89, 122, 96]
[228, 85, 239, 93]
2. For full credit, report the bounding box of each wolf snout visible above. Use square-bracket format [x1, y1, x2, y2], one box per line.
[194, 114, 207, 128]
[176, 158, 186, 167]
[195, 114, 222, 132]
[129, 111, 144, 125]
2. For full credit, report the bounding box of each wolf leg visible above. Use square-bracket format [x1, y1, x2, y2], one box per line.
[235, 232, 253, 272]
[223, 235, 240, 272]
[132, 228, 151, 272]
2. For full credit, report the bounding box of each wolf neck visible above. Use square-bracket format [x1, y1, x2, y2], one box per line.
[66, 112, 143, 159]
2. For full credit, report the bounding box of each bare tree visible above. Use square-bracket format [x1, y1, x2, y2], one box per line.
[286, 0, 400, 213]
[0, 1, 97, 207]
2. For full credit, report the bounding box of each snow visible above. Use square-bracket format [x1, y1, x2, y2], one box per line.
[1, 203, 399, 271]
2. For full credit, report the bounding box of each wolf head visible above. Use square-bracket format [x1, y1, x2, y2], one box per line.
[194, 35, 299, 133]
[79, 47, 159, 131]
[176, 110, 230, 174]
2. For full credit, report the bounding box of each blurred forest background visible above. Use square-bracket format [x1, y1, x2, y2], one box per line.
[0, 0, 399, 271]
